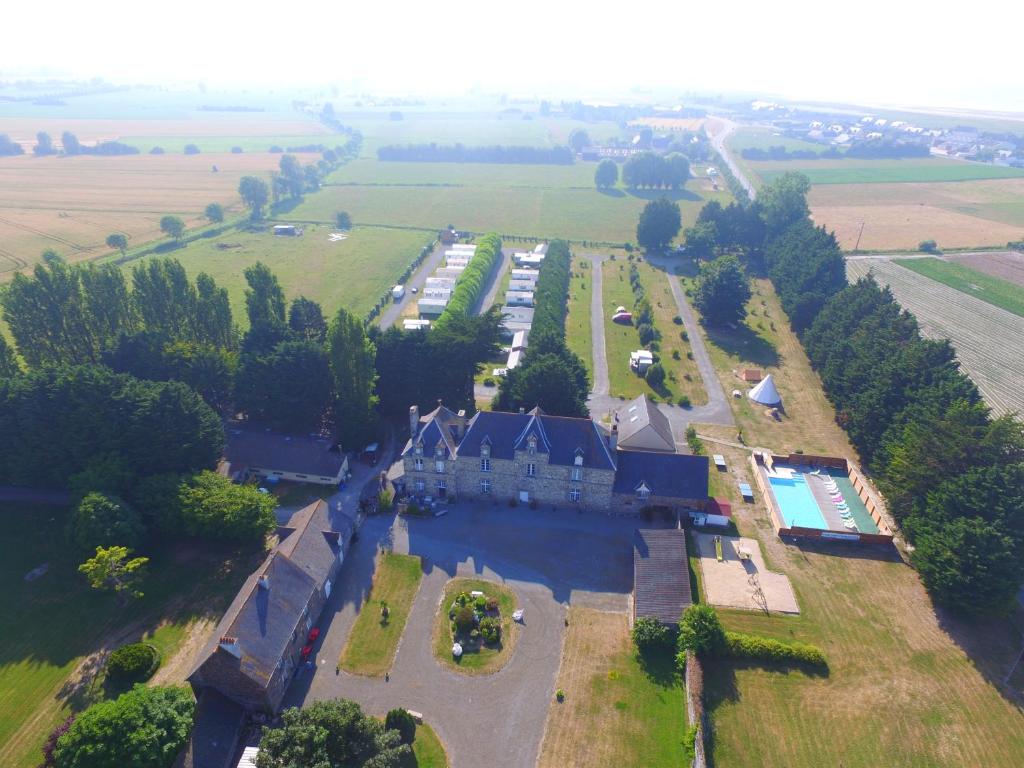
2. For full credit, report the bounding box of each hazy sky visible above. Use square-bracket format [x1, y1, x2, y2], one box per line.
[5, 0, 1023, 112]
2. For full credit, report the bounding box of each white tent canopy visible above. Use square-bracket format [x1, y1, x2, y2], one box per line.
[748, 374, 782, 406]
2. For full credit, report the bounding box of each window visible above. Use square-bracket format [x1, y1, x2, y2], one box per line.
[481, 478, 491, 494]
[436, 479, 446, 492]
[527, 435, 537, 456]
[414, 458, 424, 471]
[526, 462, 536, 477]
[569, 487, 581, 503]
[414, 479, 425, 492]
[435, 460, 445, 473]
[481, 443, 490, 458]
[481, 458, 491, 472]
[415, 443, 423, 456]
[571, 467, 582, 481]
[637, 487, 651, 501]
[435, 445, 444, 458]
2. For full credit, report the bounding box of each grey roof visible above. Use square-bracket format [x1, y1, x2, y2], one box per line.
[613, 450, 709, 499]
[188, 501, 342, 696]
[223, 423, 344, 478]
[402, 404, 462, 458]
[616, 395, 675, 452]
[633, 528, 692, 625]
[458, 409, 616, 470]
[176, 689, 246, 768]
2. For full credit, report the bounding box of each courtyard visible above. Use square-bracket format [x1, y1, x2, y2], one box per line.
[692, 531, 800, 615]
[282, 502, 653, 768]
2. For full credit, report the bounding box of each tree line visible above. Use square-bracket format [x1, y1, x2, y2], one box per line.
[376, 143, 574, 165]
[741, 142, 929, 161]
[697, 170, 1024, 614]
[495, 240, 590, 417]
[622, 152, 691, 189]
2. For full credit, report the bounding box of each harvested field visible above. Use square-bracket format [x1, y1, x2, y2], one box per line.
[894, 256, 1024, 318]
[0, 153, 280, 271]
[751, 157, 1024, 185]
[946, 249, 1024, 288]
[537, 608, 686, 768]
[846, 257, 1024, 416]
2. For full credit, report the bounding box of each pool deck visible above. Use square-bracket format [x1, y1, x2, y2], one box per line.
[806, 473, 849, 531]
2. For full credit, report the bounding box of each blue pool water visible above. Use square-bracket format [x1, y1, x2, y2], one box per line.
[768, 474, 827, 529]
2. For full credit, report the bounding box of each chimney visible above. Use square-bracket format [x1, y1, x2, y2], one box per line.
[519, 407, 525, 414]
[409, 405, 419, 439]
[609, 424, 618, 453]
[219, 636, 242, 658]
[258, 574, 270, 590]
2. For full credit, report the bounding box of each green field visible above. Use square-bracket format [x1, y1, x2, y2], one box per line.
[112, 224, 431, 326]
[565, 256, 594, 378]
[339, 553, 423, 676]
[0, 504, 258, 768]
[405, 722, 448, 768]
[893, 257, 1024, 317]
[752, 158, 1024, 185]
[327, 158, 597, 187]
[727, 127, 830, 155]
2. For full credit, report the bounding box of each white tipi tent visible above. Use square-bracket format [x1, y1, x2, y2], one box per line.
[748, 374, 782, 407]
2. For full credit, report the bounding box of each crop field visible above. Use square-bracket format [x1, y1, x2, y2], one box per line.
[808, 178, 1024, 250]
[946, 250, 1024, 287]
[846, 258, 1024, 416]
[750, 157, 1024, 185]
[0, 152, 281, 272]
[288, 179, 729, 245]
[894, 256, 1024, 317]
[0, 503, 258, 768]
[327, 159, 598, 187]
[111, 224, 431, 326]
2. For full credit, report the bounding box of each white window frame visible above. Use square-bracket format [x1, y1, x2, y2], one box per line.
[526, 462, 536, 477]
[436, 478, 446, 492]
[481, 457, 491, 472]
[638, 488, 651, 501]
[435, 459, 445, 473]
[414, 479, 425, 492]
[481, 478, 491, 494]
[569, 487, 581, 503]
[414, 457, 424, 471]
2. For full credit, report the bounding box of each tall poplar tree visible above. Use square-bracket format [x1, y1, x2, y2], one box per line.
[326, 308, 377, 449]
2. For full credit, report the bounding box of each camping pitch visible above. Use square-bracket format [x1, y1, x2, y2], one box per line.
[748, 374, 781, 407]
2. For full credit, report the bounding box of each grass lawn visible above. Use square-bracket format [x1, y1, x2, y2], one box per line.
[894, 256, 1024, 318]
[602, 258, 704, 404]
[537, 608, 686, 768]
[111, 224, 432, 327]
[402, 722, 448, 768]
[0, 504, 260, 768]
[339, 553, 423, 676]
[431, 578, 518, 675]
[565, 256, 594, 378]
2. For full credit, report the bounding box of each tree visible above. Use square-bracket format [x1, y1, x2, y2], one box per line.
[235, 341, 334, 430]
[677, 604, 726, 658]
[326, 308, 378, 449]
[495, 350, 589, 417]
[159, 215, 185, 241]
[53, 685, 194, 768]
[288, 297, 328, 343]
[34, 131, 56, 156]
[758, 171, 811, 235]
[594, 159, 618, 189]
[238, 175, 270, 220]
[183, 143, 200, 155]
[335, 211, 352, 230]
[682, 221, 717, 260]
[645, 361, 666, 389]
[278, 154, 306, 198]
[256, 699, 410, 768]
[636, 197, 681, 252]
[244, 262, 286, 326]
[67, 493, 144, 553]
[204, 203, 224, 223]
[194, 273, 235, 349]
[384, 708, 416, 745]
[62, 131, 82, 156]
[131, 258, 197, 341]
[178, 470, 276, 542]
[78, 546, 149, 603]
[694, 255, 751, 327]
[0, 334, 19, 378]
[632, 617, 674, 651]
[105, 233, 128, 256]
[568, 128, 591, 153]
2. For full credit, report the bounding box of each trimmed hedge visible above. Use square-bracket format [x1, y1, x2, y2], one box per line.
[725, 631, 826, 668]
[106, 642, 161, 685]
[435, 232, 502, 326]
[529, 239, 572, 343]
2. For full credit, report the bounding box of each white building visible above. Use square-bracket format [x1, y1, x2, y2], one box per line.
[505, 290, 534, 307]
[630, 350, 654, 374]
[392, 285, 405, 300]
[511, 268, 540, 283]
[403, 319, 431, 331]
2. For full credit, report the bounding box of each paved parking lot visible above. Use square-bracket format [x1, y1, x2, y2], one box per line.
[283, 503, 650, 768]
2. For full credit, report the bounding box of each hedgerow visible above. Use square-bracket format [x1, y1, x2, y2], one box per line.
[435, 233, 502, 327]
[724, 631, 827, 668]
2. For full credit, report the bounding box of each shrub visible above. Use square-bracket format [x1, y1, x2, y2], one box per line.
[183, 143, 200, 155]
[672, 315, 683, 324]
[681, 330, 689, 341]
[555, 688, 565, 701]
[632, 617, 674, 651]
[474, 595, 488, 612]
[672, 350, 681, 360]
[404, 502, 421, 516]
[677, 395, 691, 408]
[686, 426, 704, 455]
[724, 631, 827, 668]
[479, 616, 501, 644]
[106, 643, 160, 685]
[483, 377, 495, 387]
[67, 493, 144, 554]
[677, 604, 726, 658]
[918, 239, 938, 253]
[384, 708, 416, 744]
[645, 362, 665, 388]
[485, 596, 499, 612]
[454, 605, 476, 635]
[40, 715, 75, 768]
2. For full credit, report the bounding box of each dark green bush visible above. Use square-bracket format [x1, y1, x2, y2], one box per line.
[106, 643, 160, 685]
[479, 616, 501, 644]
[632, 617, 674, 651]
[454, 606, 476, 635]
[725, 631, 827, 668]
[384, 708, 416, 744]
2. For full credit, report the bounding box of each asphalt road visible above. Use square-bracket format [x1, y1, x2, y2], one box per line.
[708, 117, 757, 200]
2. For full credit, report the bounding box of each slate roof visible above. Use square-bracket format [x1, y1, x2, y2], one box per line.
[223, 423, 344, 478]
[634, 528, 692, 625]
[613, 450, 709, 499]
[616, 395, 675, 452]
[175, 689, 246, 768]
[402, 404, 462, 458]
[458, 410, 616, 470]
[188, 501, 342, 696]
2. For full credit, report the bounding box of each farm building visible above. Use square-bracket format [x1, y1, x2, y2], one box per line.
[505, 290, 534, 307]
[633, 528, 693, 627]
[615, 395, 675, 453]
[272, 224, 299, 236]
[220, 423, 348, 486]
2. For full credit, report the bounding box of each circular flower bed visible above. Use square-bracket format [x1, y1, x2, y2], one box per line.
[432, 578, 518, 674]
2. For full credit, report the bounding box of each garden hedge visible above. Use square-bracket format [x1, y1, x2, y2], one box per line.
[434, 233, 502, 327]
[724, 631, 826, 668]
[106, 642, 161, 685]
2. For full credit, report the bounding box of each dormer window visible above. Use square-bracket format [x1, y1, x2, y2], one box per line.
[414, 442, 423, 456]
[527, 435, 537, 456]
[574, 451, 583, 466]
[435, 445, 444, 458]
[481, 442, 490, 458]
[637, 483, 651, 501]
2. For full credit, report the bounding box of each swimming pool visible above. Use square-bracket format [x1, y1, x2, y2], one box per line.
[768, 474, 827, 529]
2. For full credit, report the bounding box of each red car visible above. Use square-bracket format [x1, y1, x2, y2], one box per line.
[307, 628, 320, 642]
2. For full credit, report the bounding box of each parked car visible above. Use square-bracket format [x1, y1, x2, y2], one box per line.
[411, 286, 419, 293]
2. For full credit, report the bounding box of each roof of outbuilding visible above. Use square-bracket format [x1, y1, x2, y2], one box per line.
[616, 395, 675, 452]
[613, 449, 709, 499]
[633, 528, 692, 625]
[223, 423, 344, 478]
